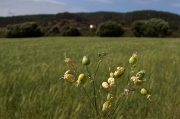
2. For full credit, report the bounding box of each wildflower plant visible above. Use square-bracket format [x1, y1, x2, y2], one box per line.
[61, 52, 152, 119]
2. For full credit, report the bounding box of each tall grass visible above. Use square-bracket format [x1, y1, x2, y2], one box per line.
[0, 37, 179, 119]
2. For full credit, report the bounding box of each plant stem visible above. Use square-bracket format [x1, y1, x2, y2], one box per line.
[81, 86, 101, 117]
[108, 94, 125, 118]
[86, 66, 98, 118]
[93, 60, 101, 80]
[73, 67, 78, 76]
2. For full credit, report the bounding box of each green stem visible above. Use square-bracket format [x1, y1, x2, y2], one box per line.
[93, 60, 101, 80]
[86, 65, 91, 79]
[94, 60, 102, 100]
[86, 66, 98, 118]
[73, 67, 78, 76]
[81, 86, 101, 117]
[108, 94, 125, 118]
[126, 65, 135, 86]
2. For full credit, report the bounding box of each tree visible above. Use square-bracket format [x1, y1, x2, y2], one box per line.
[48, 26, 60, 35]
[131, 20, 146, 37]
[96, 21, 124, 37]
[131, 18, 170, 37]
[5, 22, 42, 38]
[62, 27, 81, 36]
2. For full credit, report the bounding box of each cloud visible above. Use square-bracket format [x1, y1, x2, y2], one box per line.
[19, 0, 66, 5]
[172, 3, 180, 7]
[0, 0, 89, 16]
[20, 0, 65, 5]
[0, 0, 179, 16]
[131, 0, 161, 4]
[88, 0, 113, 3]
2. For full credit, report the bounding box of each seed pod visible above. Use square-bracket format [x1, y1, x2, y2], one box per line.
[117, 67, 125, 72]
[134, 79, 146, 86]
[114, 70, 120, 77]
[78, 74, 86, 82]
[102, 82, 109, 89]
[140, 88, 148, 95]
[64, 73, 75, 82]
[82, 55, 90, 65]
[130, 76, 137, 82]
[136, 70, 145, 80]
[65, 70, 71, 74]
[102, 101, 111, 112]
[129, 53, 137, 66]
[64, 58, 75, 68]
[107, 93, 114, 102]
[114, 67, 125, 78]
[76, 74, 86, 86]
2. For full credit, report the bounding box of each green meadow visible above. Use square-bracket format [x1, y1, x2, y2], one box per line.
[0, 37, 179, 119]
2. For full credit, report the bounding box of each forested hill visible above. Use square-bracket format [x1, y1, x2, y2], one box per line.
[0, 10, 180, 30]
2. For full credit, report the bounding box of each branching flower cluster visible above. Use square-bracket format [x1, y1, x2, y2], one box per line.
[61, 52, 151, 119]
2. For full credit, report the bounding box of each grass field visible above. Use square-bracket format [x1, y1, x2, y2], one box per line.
[0, 37, 179, 119]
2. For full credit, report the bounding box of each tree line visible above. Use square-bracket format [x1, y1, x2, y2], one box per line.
[5, 22, 42, 38]
[5, 22, 82, 38]
[0, 10, 180, 31]
[4, 18, 172, 38]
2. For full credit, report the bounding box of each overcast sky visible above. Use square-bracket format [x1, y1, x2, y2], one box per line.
[0, 0, 180, 17]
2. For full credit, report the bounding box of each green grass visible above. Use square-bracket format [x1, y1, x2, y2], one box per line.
[0, 37, 180, 119]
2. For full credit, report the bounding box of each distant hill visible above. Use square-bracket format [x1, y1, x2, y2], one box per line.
[0, 10, 180, 31]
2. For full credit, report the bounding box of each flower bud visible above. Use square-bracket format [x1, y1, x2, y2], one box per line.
[82, 55, 90, 65]
[107, 93, 114, 102]
[110, 72, 114, 77]
[140, 88, 148, 95]
[64, 58, 75, 68]
[76, 74, 86, 86]
[102, 82, 109, 89]
[107, 77, 115, 86]
[129, 53, 137, 66]
[102, 101, 111, 112]
[130, 76, 137, 82]
[64, 73, 75, 82]
[136, 70, 145, 80]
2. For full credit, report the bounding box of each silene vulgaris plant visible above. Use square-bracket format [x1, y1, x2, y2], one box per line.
[61, 52, 152, 119]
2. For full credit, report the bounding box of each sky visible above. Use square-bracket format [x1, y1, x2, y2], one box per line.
[0, 0, 180, 17]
